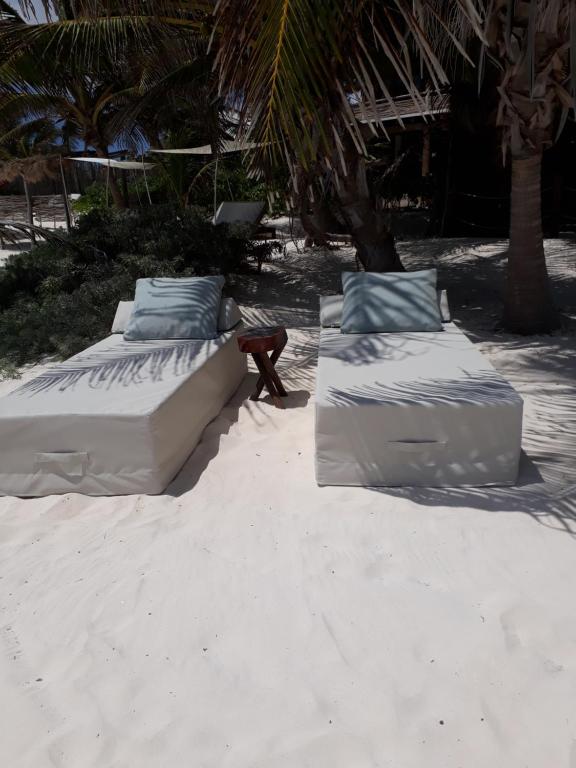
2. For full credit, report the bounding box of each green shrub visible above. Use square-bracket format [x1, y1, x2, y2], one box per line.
[0, 205, 278, 369]
[71, 182, 108, 214]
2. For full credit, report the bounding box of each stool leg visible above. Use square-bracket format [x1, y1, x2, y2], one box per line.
[253, 339, 288, 399]
[269, 337, 287, 366]
[269, 338, 288, 396]
[260, 352, 287, 397]
[253, 362, 268, 400]
[251, 353, 284, 408]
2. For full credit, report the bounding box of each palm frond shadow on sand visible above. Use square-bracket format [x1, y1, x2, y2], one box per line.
[232, 249, 357, 329]
[399, 236, 576, 337]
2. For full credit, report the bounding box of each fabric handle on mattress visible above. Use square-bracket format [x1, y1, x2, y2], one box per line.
[34, 452, 89, 477]
[387, 440, 447, 453]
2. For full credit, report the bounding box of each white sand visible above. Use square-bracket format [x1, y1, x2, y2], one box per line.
[0, 242, 31, 266]
[1, 238, 576, 767]
[1, 216, 70, 265]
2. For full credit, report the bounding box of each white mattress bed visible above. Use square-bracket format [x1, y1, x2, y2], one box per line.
[316, 323, 523, 487]
[0, 331, 247, 496]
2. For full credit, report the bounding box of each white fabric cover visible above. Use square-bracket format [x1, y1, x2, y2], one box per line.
[111, 297, 243, 334]
[437, 289, 451, 322]
[319, 295, 345, 328]
[316, 323, 523, 487]
[216, 298, 243, 331]
[0, 332, 247, 497]
[111, 300, 134, 333]
[149, 140, 260, 156]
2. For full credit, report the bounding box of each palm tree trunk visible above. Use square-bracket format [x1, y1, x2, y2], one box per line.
[121, 171, 130, 208]
[339, 195, 402, 271]
[59, 157, 72, 231]
[337, 146, 404, 272]
[94, 146, 125, 209]
[22, 177, 35, 245]
[297, 186, 337, 247]
[504, 152, 559, 334]
[73, 162, 84, 195]
[107, 168, 126, 209]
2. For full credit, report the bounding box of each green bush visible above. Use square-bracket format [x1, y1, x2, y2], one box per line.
[71, 182, 108, 214]
[0, 205, 278, 368]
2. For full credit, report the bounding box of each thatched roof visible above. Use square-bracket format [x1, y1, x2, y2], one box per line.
[0, 154, 58, 184]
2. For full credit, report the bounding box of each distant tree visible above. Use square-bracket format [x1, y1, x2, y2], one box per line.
[210, 0, 481, 271]
[1, 1, 224, 209]
[0, 117, 60, 241]
[0, 1, 140, 207]
[11, 1, 574, 333]
[12, 1, 479, 270]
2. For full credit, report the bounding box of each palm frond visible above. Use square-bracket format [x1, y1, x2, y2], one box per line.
[0, 115, 57, 146]
[0, 16, 170, 76]
[0, 0, 24, 22]
[213, 0, 484, 174]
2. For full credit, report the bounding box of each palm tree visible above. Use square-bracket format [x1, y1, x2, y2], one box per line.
[0, 90, 131, 209]
[3, 2, 241, 211]
[214, 0, 573, 329]
[4, 3, 235, 211]
[483, 1, 571, 333]
[205, 0, 575, 330]
[12, 1, 480, 269]
[12, 2, 572, 332]
[110, 35, 229, 207]
[210, 0, 482, 270]
[0, 2, 149, 208]
[0, 116, 60, 242]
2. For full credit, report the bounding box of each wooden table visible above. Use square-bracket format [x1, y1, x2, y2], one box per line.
[237, 326, 288, 408]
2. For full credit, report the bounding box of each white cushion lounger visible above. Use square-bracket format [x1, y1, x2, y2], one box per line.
[316, 322, 523, 487]
[0, 307, 247, 497]
[212, 201, 265, 227]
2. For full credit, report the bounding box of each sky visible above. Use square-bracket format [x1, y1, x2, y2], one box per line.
[6, 0, 48, 21]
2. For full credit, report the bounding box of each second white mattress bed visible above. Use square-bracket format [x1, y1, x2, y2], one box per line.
[316, 323, 523, 487]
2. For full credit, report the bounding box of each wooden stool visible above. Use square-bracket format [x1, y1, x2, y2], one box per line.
[237, 326, 288, 408]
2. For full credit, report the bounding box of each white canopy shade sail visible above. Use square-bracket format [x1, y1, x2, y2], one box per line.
[148, 140, 260, 156]
[67, 156, 155, 206]
[67, 157, 156, 170]
[149, 140, 261, 215]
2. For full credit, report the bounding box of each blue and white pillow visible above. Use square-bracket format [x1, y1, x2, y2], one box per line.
[341, 269, 444, 334]
[123, 276, 225, 341]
